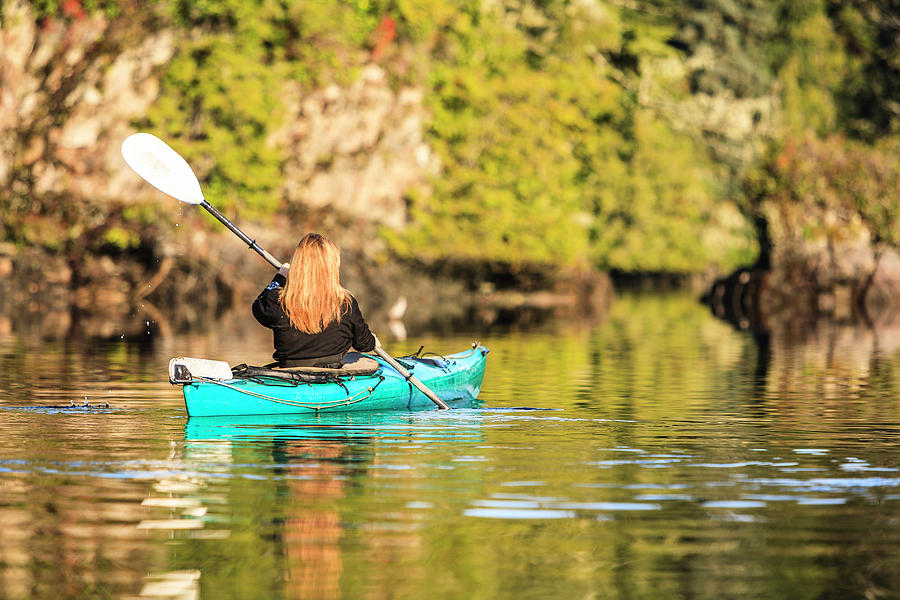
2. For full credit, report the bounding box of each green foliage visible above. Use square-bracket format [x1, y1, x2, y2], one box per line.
[121, 204, 159, 227]
[138, 0, 761, 275]
[757, 0, 899, 142]
[746, 135, 900, 248]
[594, 111, 757, 272]
[664, 0, 780, 98]
[775, 10, 855, 137]
[101, 226, 142, 251]
[142, 5, 288, 216]
[18, 215, 68, 251]
[10, 0, 899, 280]
[387, 0, 756, 273]
[142, 0, 382, 218]
[828, 1, 900, 140]
[392, 23, 595, 266]
[25, 0, 121, 20]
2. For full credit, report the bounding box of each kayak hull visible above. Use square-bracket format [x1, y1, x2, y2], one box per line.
[179, 345, 488, 417]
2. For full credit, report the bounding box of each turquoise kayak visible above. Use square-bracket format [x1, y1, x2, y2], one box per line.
[169, 344, 489, 417]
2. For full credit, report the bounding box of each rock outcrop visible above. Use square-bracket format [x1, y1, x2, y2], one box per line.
[705, 148, 900, 337]
[0, 3, 452, 336]
[1, 2, 176, 203]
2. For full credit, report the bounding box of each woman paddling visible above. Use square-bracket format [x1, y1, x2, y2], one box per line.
[252, 233, 378, 368]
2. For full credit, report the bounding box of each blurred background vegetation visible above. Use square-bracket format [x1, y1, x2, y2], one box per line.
[4, 0, 900, 282]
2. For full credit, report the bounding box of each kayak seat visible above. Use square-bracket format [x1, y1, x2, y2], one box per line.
[273, 352, 380, 377]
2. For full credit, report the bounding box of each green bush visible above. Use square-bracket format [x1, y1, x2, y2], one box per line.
[388, 1, 756, 273]
[746, 135, 900, 248]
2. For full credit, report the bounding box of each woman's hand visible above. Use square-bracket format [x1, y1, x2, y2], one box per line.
[278, 263, 290, 277]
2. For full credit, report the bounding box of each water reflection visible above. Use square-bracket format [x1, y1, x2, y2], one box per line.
[144, 411, 490, 599]
[183, 410, 487, 442]
[3, 293, 900, 598]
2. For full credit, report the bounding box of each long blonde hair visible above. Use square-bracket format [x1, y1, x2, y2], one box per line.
[279, 233, 351, 333]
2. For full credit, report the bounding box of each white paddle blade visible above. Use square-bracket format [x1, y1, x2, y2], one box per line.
[121, 133, 205, 205]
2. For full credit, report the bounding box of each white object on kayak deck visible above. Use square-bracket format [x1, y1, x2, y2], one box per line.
[169, 357, 233, 383]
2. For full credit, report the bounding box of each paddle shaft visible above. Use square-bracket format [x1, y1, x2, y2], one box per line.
[373, 347, 450, 409]
[199, 200, 451, 410]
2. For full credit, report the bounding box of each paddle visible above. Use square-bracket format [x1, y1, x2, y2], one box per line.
[121, 132, 451, 410]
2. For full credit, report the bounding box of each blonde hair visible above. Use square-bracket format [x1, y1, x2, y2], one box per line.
[279, 233, 351, 333]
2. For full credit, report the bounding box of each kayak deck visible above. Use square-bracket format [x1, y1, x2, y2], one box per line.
[176, 344, 489, 417]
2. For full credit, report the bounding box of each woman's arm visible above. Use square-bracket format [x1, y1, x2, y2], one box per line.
[348, 296, 376, 352]
[252, 272, 287, 327]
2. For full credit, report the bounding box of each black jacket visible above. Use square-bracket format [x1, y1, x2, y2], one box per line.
[252, 273, 376, 365]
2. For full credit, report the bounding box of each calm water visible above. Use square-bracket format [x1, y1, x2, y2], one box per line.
[2, 292, 900, 599]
